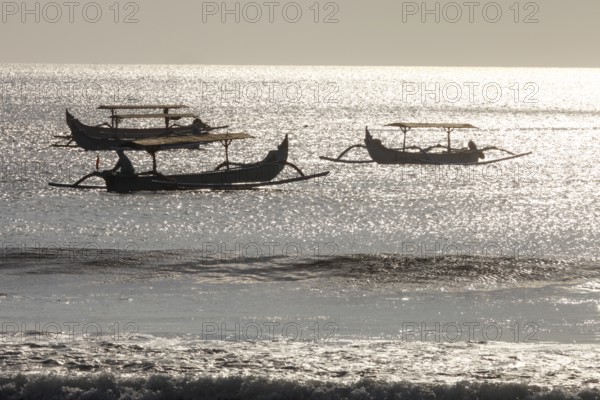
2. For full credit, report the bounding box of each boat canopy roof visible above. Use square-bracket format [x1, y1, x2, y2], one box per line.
[133, 132, 254, 147]
[98, 105, 189, 110]
[112, 113, 198, 120]
[386, 122, 477, 129]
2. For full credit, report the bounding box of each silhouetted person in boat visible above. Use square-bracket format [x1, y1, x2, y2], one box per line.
[468, 140, 485, 160]
[111, 149, 135, 176]
[192, 118, 212, 135]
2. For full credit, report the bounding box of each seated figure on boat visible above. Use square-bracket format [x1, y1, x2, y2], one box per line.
[468, 140, 485, 159]
[111, 149, 136, 176]
[192, 118, 211, 135]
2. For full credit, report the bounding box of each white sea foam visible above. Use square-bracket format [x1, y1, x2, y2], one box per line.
[0, 337, 599, 392]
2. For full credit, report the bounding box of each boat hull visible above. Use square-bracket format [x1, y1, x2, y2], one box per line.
[66, 110, 211, 152]
[102, 164, 285, 193]
[100, 136, 289, 193]
[66, 110, 219, 140]
[67, 110, 135, 151]
[76, 124, 198, 140]
[365, 131, 483, 165]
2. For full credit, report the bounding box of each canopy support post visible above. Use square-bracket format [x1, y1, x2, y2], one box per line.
[400, 127, 410, 151]
[446, 127, 455, 153]
[152, 152, 157, 173]
[220, 139, 233, 170]
[163, 107, 169, 129]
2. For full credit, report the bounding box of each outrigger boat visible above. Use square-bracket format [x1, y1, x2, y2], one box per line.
[49, 107, 329, 193]
[53, 104, 228, 147]
[320, 123, 532, 165]
[64, 110, 207, 151]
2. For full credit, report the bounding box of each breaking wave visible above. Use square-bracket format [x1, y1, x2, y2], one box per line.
[0, 374, 598, 400]
[1, 247, 599, 290]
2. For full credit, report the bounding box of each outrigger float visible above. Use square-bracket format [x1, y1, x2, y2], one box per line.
[49, 106, 328, 193]
[320, 123, 532, 165]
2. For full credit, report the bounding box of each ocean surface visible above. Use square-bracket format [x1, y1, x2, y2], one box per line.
[1, 64, 600, 399]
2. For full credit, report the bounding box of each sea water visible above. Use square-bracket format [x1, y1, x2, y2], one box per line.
[0, 64, 599, 398]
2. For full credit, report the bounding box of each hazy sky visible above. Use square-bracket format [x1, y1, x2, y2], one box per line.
[1, 0, 599, 67]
